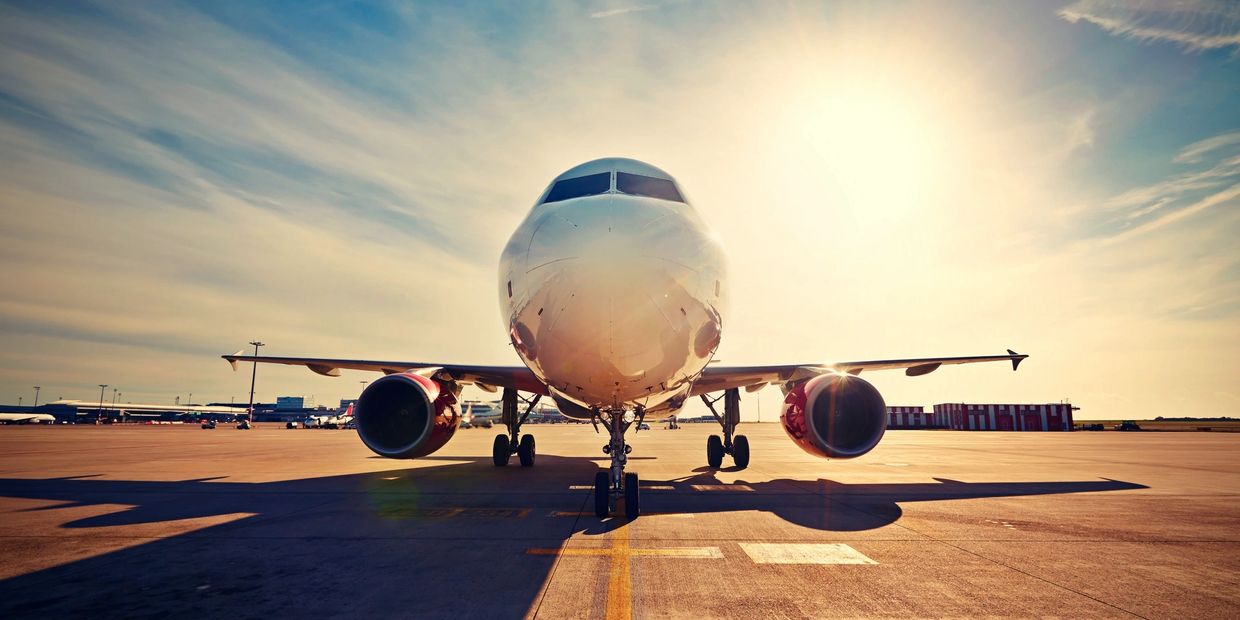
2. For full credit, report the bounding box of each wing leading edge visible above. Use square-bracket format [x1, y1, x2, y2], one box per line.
[220, 354, 549, 395]
[690, 350, 1027, 396]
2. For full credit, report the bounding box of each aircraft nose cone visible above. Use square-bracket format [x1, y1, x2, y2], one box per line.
[513, 195, 725, 407]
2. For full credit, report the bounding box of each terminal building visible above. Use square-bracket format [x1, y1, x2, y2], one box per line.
[886, 403, 1075, 431]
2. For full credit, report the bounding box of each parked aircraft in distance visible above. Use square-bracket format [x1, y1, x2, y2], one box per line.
[0, 412, 56, 425]
[225, 157, 1026, 518]
[305, 404, 354, 429]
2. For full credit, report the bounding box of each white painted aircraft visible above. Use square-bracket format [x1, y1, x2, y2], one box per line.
[0, 412, 56, 424]
[305, 403, 354, 429]
[224, 157, 1026, 518]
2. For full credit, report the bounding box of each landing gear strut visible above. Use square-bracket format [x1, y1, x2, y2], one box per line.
[493, 388, 541, 467]
[701, 388, 749, 469]
[593, 409, 641, 519]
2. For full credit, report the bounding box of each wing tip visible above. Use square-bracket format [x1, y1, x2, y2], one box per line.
[1007, 349, 1027, 371]
[223, 349, 244, 371]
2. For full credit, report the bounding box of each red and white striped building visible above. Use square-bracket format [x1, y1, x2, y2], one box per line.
[886, 406, 943, 429]
[932, 403, 1074, 432]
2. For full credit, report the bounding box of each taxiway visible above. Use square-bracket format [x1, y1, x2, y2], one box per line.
[0, 423, 1236, 618]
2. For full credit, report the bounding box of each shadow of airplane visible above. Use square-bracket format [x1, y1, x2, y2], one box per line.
[0, 455, 1146, 617]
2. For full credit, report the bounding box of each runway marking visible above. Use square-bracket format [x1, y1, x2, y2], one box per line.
[739, 543, 877, 565]
[691, 484, 754, 492]
[528, 533, 722, 619]
[526, 545, 721, 558]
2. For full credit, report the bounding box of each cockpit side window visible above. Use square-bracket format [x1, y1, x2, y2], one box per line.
[542, 172, 612, 204]
[615, 172, 684, 203]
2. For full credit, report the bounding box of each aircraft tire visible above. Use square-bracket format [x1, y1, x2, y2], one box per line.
[593, 471, 610, 517]
[706, 435, 725, 468]
[492, 434, 511, 467]
[518, 434, 536, 467]
[624, 472, 640, 520]
[732, 435, 750, 469]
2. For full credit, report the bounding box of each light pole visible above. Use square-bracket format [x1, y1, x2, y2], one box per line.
[97, 384, 108, 424]
[32, 386, 40, 407]
[246, 341, 265, 422]
[112, 388, 118, 407]
[18, 397, 22, 407]
[188, 392, 193, 406]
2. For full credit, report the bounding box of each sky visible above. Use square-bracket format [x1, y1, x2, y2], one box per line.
[0, 0, 1237, 420]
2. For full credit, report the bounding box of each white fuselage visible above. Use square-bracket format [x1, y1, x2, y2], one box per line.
[499, 159, 727, 415]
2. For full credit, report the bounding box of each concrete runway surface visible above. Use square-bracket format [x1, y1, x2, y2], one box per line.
[0, 423, 1236, 618]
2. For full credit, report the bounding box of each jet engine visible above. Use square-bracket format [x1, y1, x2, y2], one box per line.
[355, 373, 460, 459]
[780, 373, 886, 459]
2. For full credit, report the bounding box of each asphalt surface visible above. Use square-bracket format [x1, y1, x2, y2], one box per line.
[0, 423, 1236, 618]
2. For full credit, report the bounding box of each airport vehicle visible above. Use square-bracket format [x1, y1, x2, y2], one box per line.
[224, 158, 1026, 518]
[1115, 421, 1141, 431]
[236, 420, 252, 430]
[201, 420, 217, 429]
[0, 412, 57, 425]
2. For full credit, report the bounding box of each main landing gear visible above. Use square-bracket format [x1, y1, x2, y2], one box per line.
[493, 388, 541, 467]
[593, 409, 642, 519]
[700, 388, 749, 469]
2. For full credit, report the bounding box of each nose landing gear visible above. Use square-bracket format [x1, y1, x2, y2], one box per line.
[593, 409, 641, 519]
[492, 388, 541, 467]
[701, 388, 750, 469]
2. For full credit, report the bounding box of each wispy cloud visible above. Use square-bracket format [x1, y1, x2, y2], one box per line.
[1058, 0, 1240, 52]
[1174, 130, 1240, 164]
[591, 5, 656, 19]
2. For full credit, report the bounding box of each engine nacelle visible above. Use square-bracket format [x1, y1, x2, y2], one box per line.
[780, 373, 887, 459]
[355, 373, 460, 459]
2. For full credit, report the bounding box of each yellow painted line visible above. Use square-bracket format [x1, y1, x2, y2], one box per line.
[739, 543, 877, 565]
[691, 484, 754, 492]
[606, 525, 631, 620]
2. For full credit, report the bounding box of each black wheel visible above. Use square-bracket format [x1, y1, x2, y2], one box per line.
[593, 471, 610, 517]
[623, 472, 640, 520]
[732, 435, 750, 469]
[492, 434, 511, 467]
[706, 435, 725, 468]
[518, 434, 536, 467]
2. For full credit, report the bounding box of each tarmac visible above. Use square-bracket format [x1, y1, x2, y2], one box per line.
[0, 422, 1236, 618]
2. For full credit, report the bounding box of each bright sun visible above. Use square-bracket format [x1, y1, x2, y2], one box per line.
[783, 85, 945, 227]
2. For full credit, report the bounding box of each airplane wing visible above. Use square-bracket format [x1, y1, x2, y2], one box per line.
[690, 350, 1027, 396]
[221, 354, 549, 395]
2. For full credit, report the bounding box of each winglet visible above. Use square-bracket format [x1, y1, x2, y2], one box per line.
[225, 350, 244, 371]
[1007, 349, 1026, 371]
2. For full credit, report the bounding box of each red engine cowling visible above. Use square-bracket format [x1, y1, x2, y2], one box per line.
[355, 373, 460, 459]
[780, 373, 887, 459]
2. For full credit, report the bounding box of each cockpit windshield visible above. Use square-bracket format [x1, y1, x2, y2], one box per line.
[616, 172, 683, 203]
[542, 172, 611, 204]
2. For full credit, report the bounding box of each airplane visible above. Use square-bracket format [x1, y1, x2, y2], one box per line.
[460, 400, 500, 428]
[305, 404, 354, 429]
[224, 157, 1027, 519]
[0, 412, 57, 425]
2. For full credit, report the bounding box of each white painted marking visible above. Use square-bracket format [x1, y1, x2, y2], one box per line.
[691, 484, 754, 492]
[739, 543, 878, 565]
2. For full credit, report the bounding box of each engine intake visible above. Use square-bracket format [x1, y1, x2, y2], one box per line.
[780, 373, 886, 459]
[355, 373, 459, 459]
